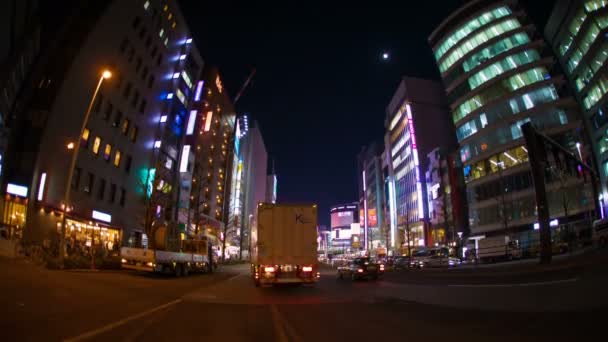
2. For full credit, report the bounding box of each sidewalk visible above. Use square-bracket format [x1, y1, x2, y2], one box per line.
[453, 248, 605, 272]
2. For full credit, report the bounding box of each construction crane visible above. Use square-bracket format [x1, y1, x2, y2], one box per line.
[233, 68, 256, 105]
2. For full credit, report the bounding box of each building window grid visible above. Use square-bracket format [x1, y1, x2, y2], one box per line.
[439, 18, 522, 73]
[467, 49, 541, 91]
[455, 85, 560, 141]
[435, 6, 512, 62]
[453, 67, 550, 123]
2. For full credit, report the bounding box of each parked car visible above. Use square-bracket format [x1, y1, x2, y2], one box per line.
[410, 247, 459, 268]
[593, 219, 608, 247]
[337, 257, 384, 280]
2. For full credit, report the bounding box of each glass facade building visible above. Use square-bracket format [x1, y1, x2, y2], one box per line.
[430, 0, 593, 238]
[546, 0, 608, 213]
[384, 77, 455, 252]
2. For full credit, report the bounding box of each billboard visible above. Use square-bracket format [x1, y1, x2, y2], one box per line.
[368, 208, 377, 227]
[359, 208, 378, 228]
[331, 210, 354, 229]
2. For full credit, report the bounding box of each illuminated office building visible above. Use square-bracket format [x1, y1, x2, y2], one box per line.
[0, 1, 204, 246]
[430, 0, 594, 241]
[546, 0, 608, 214]
[384, 77, 454, 251]
[189, 67, 235, 243]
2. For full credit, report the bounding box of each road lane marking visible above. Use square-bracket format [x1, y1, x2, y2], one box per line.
[63, 298, 182, 342]
[448, 278, 578, 288]
[270, 305, 303, 342]
[270, 305, 289, 342]
[225, 273, 244, 282]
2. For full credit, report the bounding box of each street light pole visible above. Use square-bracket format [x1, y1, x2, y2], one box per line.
[59, 70, 111, 267]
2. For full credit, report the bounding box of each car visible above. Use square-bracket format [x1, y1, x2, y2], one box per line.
[593, 219, 608, 247]
[410, 247, 460, 268]
[392, 256, 411, 270]
[424, 255, 461, 268]
[337, 257, 384, 280]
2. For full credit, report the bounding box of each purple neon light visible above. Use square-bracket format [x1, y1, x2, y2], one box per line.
[194, 80, 205, 102]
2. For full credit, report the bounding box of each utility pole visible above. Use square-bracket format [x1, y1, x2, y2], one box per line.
[522, 122, 601, 264]
[522, 123, 552, 264]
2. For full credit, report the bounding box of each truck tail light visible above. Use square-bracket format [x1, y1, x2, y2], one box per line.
[264, 266, 275, 273]
[302, 266, 313, 272]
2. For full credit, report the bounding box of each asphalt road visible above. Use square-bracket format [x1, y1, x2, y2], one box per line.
[1, 257, 607, 342]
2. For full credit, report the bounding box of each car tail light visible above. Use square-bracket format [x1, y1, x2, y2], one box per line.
[380, 264, 385, 271]
[121, 258, 127, 264]
[264, 266, 275, 273]
[357, 268, 364, 273]
[302, 266, 313, 272]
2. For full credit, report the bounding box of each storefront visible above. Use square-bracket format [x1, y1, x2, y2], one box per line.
[62, 217, 121, 254]
[1, 183, 30, 239]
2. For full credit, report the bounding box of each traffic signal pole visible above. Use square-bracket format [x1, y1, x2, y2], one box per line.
[522, 122, 601, 264]
[522, 123, 552, 264]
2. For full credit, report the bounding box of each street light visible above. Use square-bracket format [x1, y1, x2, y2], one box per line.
[59, 69, 111, 268]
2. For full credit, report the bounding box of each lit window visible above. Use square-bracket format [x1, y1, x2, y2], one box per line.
[154, 140, 161, 148]
[168, 13, 173, 20]
[179, 54, 187, 60]
[166, 93, 173, 99]
[92, 137, 101, 155]
[121, 118, 130, 135]
[171, 21, 176, 29]
[160, 115, 168, 123]
[186, 38, 192, 44]
[114, 150, 121, 167]
[163, 4, 168, 11]
[143, 0, 150, 10]
[81, 128, 90, 148]
[181, 71, 193, 88]
[172, 72, 180, 79]
[164, 37, 168, 46]
[159, 29, 164, 38]
[130, 126, 139, 142]
[104, 144, 112, 161]
[175, 88, 187, 106]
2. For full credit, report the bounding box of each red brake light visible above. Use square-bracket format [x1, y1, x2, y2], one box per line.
[302, 266, 313, 272]
[380, 264, 385, 270]
[264, 266, 275, 273]
[357, 268, 364, 273]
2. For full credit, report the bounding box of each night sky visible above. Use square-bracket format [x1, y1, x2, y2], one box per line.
[179, 0, 555, 227]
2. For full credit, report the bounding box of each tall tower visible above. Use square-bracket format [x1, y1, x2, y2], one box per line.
[546, 0, 608, 214]
[429, 0, 594, 241]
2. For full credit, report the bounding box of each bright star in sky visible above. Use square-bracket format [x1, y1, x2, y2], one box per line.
[382, 52, 389, 60]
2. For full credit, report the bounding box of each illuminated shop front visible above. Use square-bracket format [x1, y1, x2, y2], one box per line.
[62, 217, 121, 251]
[33, 205, 122, 251]
[2, 183, 29, 239]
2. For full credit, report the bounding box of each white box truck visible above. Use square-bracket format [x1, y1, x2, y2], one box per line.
[477, 235, 521, 263]
[251, 203, 320, 286]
